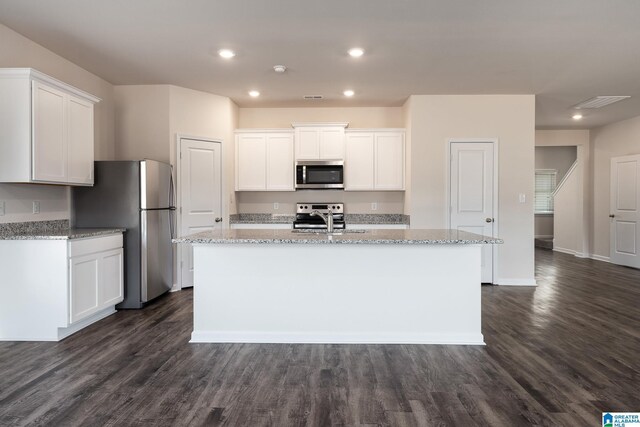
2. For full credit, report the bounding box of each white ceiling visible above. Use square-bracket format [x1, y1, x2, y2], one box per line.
[2, 0, 640, 129]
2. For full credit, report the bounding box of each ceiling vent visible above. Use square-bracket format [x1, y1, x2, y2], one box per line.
[303, 95, 324, 100]
[572, 96, 631, 109]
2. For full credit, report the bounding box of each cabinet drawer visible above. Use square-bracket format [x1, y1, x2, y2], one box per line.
[68, 234, 123, 258]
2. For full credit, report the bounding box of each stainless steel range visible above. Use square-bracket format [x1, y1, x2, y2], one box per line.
[293, 203, 345, 231]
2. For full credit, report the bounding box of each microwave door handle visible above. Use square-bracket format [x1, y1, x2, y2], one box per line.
[303, 165, 307, 184]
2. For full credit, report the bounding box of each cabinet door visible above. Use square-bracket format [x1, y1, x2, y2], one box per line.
[266, 133, 294, 191]
[67, 96, 94, 185]
[69, 254, 100, 324]
[319, 128, 345, 160]
[345, 133, 375, 190]
[295, 128, 320, 159]
[236, 134, 267, 190]
[375, 132, 405, 190]
[32, 81, 67, 183]
[99, 248, 124, 307]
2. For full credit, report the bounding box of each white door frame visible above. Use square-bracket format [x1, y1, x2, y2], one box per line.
[445, 138, 499, 284]
[175, 134, 224, 290]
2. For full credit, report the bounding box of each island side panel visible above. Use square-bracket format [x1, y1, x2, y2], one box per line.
[192, 243, 483, 345]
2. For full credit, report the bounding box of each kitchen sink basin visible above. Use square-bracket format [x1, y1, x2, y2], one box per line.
[291, 229, 366, 234]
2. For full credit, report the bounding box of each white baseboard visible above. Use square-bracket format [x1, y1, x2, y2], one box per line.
[553, 246, 576, 256]
[494, 278, 537, 286]
[57, 307, 116, 341]
[190, 331, 486, 346]
[590, 254, 610, 263]
[170, 283, 181, 292]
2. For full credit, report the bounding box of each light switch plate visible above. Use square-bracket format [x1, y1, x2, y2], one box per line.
[371, 202, 378, 211]
[273, 202, 279, 210]
[0, 201, 5, 216]
[33, 201, 40, 214]
[519, 193, 526, 203]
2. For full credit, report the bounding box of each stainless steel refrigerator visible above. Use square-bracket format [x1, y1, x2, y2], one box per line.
[71, 160, 175, 309]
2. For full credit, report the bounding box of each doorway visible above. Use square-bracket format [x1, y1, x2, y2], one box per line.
[448, 140, 497, 283]
[177, 137, 222, 289]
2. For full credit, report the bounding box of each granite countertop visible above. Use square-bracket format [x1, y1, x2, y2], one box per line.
[229, 213, 410, 225]
[0, 220, 125, 240]
[173, 228, 503, 245]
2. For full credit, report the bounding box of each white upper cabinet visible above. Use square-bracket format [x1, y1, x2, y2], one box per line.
[345, 129, 405, 191]
[236, 130, 294, 191]
[293, 123, 347, 160]
[0, 68, 100, 186]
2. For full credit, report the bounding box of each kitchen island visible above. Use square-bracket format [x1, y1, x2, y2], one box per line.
[174, 229, 502, 345]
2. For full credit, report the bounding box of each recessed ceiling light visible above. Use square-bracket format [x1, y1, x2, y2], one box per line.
[218, 49, 236, 59]
[348, 48, 365, 58]
[572, 113, 583, 120]
[249, 90, 260, 97]
[273, 65, 287, 73]
[343, 90, 355, 97]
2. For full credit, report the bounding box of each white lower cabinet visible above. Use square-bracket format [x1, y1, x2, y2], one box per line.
[69, 245, 123, 324]
[0, 233, 124, 341]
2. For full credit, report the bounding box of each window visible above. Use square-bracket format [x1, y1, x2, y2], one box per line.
[535, 169, 557, 213]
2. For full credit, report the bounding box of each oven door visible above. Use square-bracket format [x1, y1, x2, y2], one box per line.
[296, 161, 344, 189]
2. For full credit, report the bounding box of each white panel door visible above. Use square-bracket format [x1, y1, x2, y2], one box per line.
[67, 95, 94, 185]
[179, 139, 222, 288]
[450, 142, 495, 283]
[375, 132, 404, 190]
[266, 133, 294, 190]
[295, 128, 320, 159]
[345, 133, 375, 190]
[319, 128, 345, 159]
[610, 155, 640, 268]
[236, 134, 267, 190]
[32, 81, 67, 183]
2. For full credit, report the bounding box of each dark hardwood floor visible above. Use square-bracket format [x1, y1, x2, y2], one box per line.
[1, 249, 639, 426]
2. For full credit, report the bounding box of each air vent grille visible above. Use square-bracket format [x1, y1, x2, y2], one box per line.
[303, 95, 324, 100]
[572, 96, 630, 109]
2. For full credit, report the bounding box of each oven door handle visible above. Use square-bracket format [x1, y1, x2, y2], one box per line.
[302, 165, 306, 184]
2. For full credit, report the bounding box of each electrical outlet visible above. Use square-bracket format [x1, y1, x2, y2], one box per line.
[273, 202, 279, 210]
[519, 193, 526, 203]
[0, 201, 5, 216]
[33, 201, 40, 214]
[371, 202, 378, 211]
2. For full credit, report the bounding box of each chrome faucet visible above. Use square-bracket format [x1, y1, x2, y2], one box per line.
[310, 209, 334, 232]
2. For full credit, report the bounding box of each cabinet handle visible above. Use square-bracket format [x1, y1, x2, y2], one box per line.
[609, 214, 615, 218]
[215, 217, 223, 223]
[485, 218, 494, 223]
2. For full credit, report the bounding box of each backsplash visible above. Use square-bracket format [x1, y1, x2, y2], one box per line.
[230, 213, 409, 225]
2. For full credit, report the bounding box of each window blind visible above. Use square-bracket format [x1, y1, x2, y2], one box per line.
[535, 170, 557, 213]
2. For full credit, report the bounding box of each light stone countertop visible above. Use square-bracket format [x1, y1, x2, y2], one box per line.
[0, 219, 125, 240]
[0, 228, 125, 240]
[173, 228, 503, 245]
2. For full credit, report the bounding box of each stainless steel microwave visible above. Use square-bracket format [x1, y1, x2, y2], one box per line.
[295, 160, 344, 189]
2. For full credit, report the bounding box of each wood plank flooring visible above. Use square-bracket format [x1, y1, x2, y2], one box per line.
[1, 248, 639, 426]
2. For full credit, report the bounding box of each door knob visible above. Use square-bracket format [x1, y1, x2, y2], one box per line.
[485, 218, 494, 223]
[609, 214, 615, 218]
[215, 217, 223, 223]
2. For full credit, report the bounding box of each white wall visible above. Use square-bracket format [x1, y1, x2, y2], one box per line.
[239, 107, 404, 128]
[404, 95, 536, 285]
[114, 85, 171, 162]
[589, 115, 640, 258]
[0, 23, 115, 223]
[553, 167, 579, 254]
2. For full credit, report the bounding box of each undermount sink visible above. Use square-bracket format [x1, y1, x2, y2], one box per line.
[291, 229, 366, 234]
